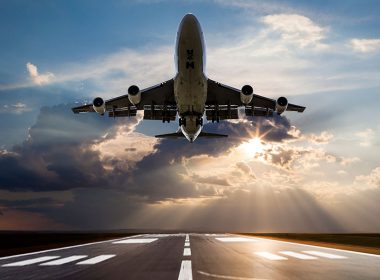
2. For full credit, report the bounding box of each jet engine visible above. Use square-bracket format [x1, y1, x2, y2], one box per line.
[128, 85, 141, 105]
[240, 85, 253, 105]
[92, 97, 106, 115]
[276, 97, 288, 114]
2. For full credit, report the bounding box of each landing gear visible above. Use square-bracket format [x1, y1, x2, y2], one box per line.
[196, 118, 203, 126]
[179, 117, 187, 127]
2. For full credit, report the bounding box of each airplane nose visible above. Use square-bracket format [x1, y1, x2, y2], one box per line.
[181, 13, 198, 27]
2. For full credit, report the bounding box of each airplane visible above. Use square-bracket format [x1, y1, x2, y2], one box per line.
[72, 13, 305, 143]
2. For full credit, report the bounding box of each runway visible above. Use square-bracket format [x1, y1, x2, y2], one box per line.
[0, 233, 379, 280]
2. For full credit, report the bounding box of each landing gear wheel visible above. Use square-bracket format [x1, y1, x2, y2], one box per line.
[179, 117, 186, 127]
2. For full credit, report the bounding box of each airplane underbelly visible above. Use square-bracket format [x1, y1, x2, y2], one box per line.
[175, 73, 206, 115]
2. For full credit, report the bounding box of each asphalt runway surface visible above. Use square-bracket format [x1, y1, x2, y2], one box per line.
[0, 233, 379, 280]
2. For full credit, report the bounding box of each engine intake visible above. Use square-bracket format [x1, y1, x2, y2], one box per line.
[276, 97, 288, 114]
[92, 97, 105, 115]
[128, 85, 141, 105]
[240, 85, 253, 105]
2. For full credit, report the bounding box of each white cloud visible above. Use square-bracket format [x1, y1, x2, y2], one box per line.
[355, 167, 380, 188]
[307, 131, 333, 144]
[355, 128, 374, 147]
[350, 38, 380, 53]
[0, 102, 30, 114]
[261, 14, 328, 49]
[26, 62, 55, 85]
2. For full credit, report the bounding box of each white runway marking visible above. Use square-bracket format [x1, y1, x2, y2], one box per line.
[185, 234, 190, 242]
[185, 242, 190, 247]
[40, 255, 88, 266]
[280, 251, 317, 260]
[303, 251, 347, 259]
[0, 234, 145, 261]
[216, 237, 257, 242]
[254, 252, 288, 260]
[178, 260, 192, 280]
[247, 235, 380, 258]
[113, 238, 158, 244]
[2, 256, 60, 267]
[183, 248, 191, 256]
[77, 254, 116, 265]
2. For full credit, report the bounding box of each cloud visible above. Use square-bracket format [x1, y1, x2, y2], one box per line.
[0, 102, 30, 114]
[350, 38, 380, 53]
[260, 14, 327, 49]
[355, 128, 374, 147]
[26, 62, 55, 86]
[356, 167, 380, 188]
[307, 131, 333, 144]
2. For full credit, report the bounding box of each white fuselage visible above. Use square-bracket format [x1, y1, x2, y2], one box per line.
[174, 14, 207, 142]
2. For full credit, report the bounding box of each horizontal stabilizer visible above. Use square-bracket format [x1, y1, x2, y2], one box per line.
[155, 131, 228, 139]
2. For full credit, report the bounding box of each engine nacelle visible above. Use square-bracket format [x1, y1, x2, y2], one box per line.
[128, 85, 141, 105]
[240, 85, 253, 105]
[276, 97, 288, 114]
[92, 97, 105, 115]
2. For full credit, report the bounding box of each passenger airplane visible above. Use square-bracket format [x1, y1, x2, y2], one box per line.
[72, 14, 305, 142]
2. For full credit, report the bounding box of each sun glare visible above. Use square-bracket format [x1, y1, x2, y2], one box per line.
[238, 137, 265, 158]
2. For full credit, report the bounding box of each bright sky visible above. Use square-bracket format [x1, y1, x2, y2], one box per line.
[0, 0, 379, 231]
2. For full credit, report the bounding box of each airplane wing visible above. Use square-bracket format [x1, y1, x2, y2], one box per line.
[206, 79, 305, 113]
[72, 79, 175, 114]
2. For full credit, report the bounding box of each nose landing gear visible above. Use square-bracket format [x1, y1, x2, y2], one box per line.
[179, 117, 187, 127]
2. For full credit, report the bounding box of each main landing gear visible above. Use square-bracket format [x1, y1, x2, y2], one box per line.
[179, 117, 203, 127]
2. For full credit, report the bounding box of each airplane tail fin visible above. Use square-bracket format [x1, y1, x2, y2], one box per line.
[155, 131, 228, 139]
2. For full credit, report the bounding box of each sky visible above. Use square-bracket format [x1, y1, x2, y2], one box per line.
[0, 0, 380, 232]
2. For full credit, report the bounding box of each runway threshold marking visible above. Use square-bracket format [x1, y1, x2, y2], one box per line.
[178, 260, 192, 280]
[247, 235, 380, 258]
[113, 238, 158, 244]
[302, 251, 347, 259]
[279, 251, 317, 260]
[2, 256, 60, 267]
[77, 255, 116, 265]
[0, 234, 146, 261]
[254, 252, 288, 261]
[39, 255, 88, 266]
[183, 248, 191, 256]
[216, 237, 257, 242]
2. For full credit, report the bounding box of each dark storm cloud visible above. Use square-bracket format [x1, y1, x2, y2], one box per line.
[0, 103, 132, 191]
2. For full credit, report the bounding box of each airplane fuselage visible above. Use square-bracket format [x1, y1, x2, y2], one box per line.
[174, 14, 207, 142]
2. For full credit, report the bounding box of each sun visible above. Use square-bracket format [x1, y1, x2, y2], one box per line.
[238, 137, 265, 158]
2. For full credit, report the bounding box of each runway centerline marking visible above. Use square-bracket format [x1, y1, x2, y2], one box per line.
[178, 260, 192, 280]
[183, 248, 191, 256]
[280, 251, 317, 260]
[113, 238, 158, 244]
[254, 252, 288, 260]
[185, 242, 190, 247]
[40, 255, 88, 266]
[77, 255, 116, 265]
[216, 237, 257, 242]
[2, 256, 60, 267]
[302, 251, 347, 259]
